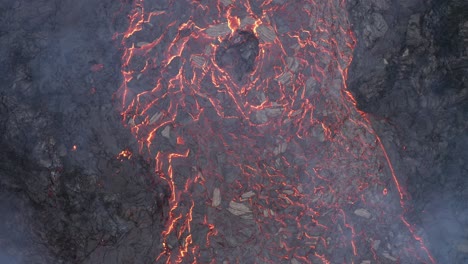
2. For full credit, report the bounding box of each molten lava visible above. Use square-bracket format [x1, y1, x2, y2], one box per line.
[116, 0, 435, 263]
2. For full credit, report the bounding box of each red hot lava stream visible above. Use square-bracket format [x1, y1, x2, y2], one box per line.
[115, 0, 435, 263]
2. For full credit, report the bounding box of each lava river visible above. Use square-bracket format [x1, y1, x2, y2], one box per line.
[115, 0, 435, 263]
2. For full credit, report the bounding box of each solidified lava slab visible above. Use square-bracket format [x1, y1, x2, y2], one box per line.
[215, 30, 260, 82]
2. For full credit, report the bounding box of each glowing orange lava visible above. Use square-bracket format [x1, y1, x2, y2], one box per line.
[117, 149, 133, 160]
[115, 0, 435, 263]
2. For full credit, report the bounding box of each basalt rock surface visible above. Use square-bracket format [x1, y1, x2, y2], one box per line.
[347, 0, 468, 262]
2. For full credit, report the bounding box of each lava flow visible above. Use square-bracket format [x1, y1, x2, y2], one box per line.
[115, 0, 435, 263]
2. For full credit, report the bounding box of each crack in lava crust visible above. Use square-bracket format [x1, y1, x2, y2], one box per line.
[116, 0, 435, 263]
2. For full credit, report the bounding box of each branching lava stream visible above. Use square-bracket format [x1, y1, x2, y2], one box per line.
[115, 0, 435, 263]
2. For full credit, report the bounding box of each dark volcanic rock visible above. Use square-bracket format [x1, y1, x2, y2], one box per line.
[0, 0, 168, 263]
[215, 30, 260, 82]
[347, 0, 468, 262]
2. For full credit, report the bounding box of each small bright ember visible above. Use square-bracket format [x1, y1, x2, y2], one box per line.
[115, 0, 435, 263]
[176, 136, 185, 145]
[117, 149, 133, 160]
[71, 145, 77, 151]
[383, 188, 388, 196]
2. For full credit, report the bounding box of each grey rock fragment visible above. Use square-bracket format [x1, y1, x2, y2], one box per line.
[363, 13, 388, 47]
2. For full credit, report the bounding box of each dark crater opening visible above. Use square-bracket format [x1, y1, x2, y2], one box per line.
[215, 30, 259, 82]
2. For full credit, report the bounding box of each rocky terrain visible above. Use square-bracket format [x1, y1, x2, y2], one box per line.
[0, 0, 168, 263]
[347, 0, 468, 262]
[0, 0, 466, 263]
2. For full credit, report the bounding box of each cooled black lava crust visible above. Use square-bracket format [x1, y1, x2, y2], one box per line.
[215, 30, 260, 82]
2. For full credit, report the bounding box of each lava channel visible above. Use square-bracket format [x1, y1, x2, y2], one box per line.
[115, 0, 435, 263]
